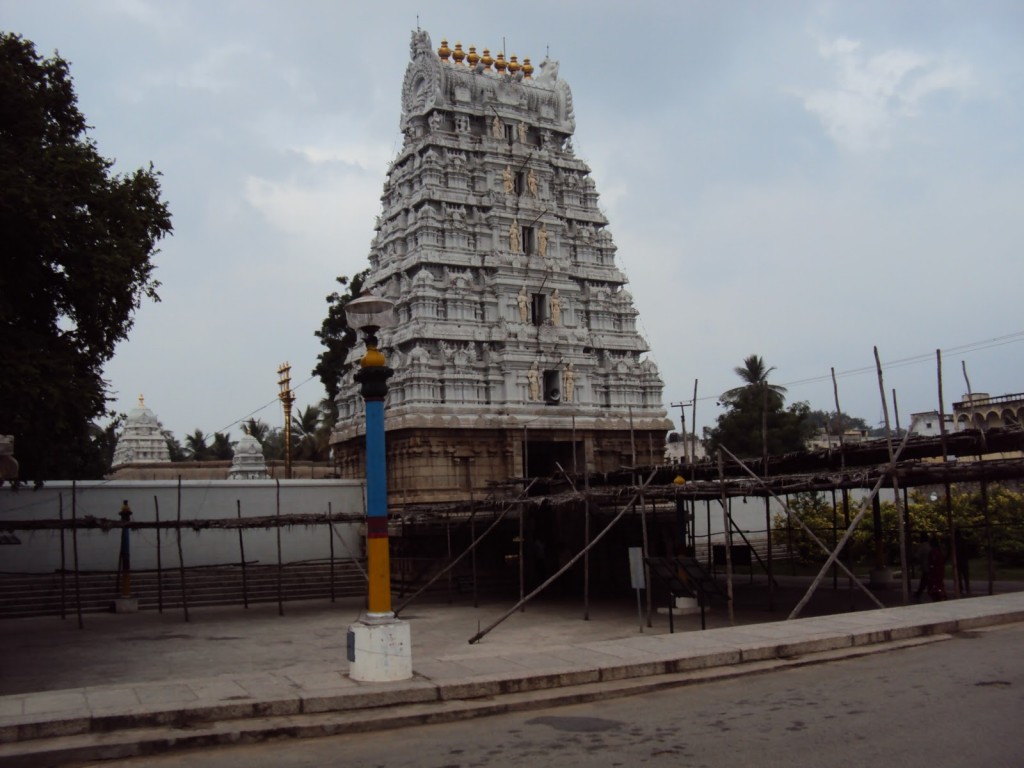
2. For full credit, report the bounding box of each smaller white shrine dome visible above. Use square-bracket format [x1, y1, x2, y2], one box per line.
[229, 432, 269, 479]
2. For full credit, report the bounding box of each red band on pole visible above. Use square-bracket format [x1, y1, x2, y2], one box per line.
[367, 517, 389, 538]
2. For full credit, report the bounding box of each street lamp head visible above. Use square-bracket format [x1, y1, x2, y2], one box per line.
[345, 292, 397, 339]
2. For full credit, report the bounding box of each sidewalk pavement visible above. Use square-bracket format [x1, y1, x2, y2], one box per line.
[2, 578, 1023, 766]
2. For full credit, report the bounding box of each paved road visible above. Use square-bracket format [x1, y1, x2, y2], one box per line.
[79, 622, 1024, 768]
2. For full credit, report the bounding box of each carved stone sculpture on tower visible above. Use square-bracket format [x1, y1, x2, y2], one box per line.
[503, 165, 515, 194]
[518, 121, 528, 143]
[527, 361, 541, 401]
[527, 168, 538, 197]
[538, 223, 549, 257]
[518, 285, 529, 322]
[492, 115, 503, 138]
[564, 363, 575, 403]
[551, 289, 562, 326]
[509, 218, 522, 253]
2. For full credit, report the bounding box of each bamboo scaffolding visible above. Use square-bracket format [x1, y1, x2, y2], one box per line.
[467, 469, 658, 645]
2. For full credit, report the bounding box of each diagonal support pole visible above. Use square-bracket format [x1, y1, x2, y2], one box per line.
[468, 469, 659, 644]
[719, 434, 911, 617]
[394, 479, 537, 616]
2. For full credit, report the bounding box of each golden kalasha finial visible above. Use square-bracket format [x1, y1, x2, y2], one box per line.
[522, 57, 534, 79]
[467, 45, 480, 68]
[508, 54, 521, 75]
[138, 394, 145, 407]
[494, 52, 507, 75]
[481, 48, 494, 71]
[452, 42, 466, 65]
[437, 39, 451, 61]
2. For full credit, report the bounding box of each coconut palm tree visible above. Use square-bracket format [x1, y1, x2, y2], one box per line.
[291, 405, 324, 461]
[719, 355, 788, 466]
[184, 429, 211, 461]
[720, 354, 787, 409]
[209, 432, 235, 460]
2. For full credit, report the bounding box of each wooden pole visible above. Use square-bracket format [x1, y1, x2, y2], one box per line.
[237, 500, 248, 608]
[328, 501, 335, 603]
[71, 483, 83, 629]
[519, 501, 525, 611]
[765, 495, 774, 610]
[690, 379, 699, 479]
[446, 512, 453, 604]
[583, 488, 591, 621]
[874, 346, 909, 603]
[981, 475, 993, 595]
[717, 451, 735, 625]
[467, 459, 478, 609]
[176, 476, 189, 622]
[705, 500, 712, 571]
[154, 496, 163, 613]
[638, 485, 652, 627]
[831, 489, 838, 590]
[936, 350, 960, 597]
[275, 479, 284, 617]
[831, 367, 854, 605]
[59, 492, 66, 621]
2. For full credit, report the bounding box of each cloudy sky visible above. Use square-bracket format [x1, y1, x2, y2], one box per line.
[5, 0, 1023, 442]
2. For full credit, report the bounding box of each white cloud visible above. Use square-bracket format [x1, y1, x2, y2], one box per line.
[796, 36, 974, 151]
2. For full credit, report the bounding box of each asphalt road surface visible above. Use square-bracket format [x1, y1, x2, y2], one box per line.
[82, 623, 1024, 768]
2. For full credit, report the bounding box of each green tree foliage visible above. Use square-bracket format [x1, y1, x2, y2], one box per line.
[162, 429, 186, 462]
[706, 355, 813, 459]
[313, 271, 367, 422]
[773, 487, 1024, 566]
[209, 432, 235, 460]
[243, 418, 270, 444]
[292, 404, 329, 462]
[720, 355, 787, 409]
[184, 430, 211, 461]
[805, 410, 871, 435]
[0, 33, 172, 481]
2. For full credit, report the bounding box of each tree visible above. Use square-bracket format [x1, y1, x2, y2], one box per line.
[243, 418, 270, 444]
[805, 410, 871, 436]
[209, 432, 235, 460]
[706, 355, 813, 459]
[162, 429, 186, 462]
[184, 430, 211, 461]
[313, 271, 368, 422]
[0, 34, 173, 481]
[292, 404, 329, 462]
[720, 355, 787, 409]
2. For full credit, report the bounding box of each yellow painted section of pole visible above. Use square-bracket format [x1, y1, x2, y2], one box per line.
[366, 537, 392, 614]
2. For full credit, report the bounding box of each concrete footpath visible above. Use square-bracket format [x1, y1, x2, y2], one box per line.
[2, 578, 1024, 766]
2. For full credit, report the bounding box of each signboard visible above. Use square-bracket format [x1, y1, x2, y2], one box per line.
[628, 546, 646, 590]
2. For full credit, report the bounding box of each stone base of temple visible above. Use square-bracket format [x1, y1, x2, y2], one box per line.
[333, 424, 670, 506]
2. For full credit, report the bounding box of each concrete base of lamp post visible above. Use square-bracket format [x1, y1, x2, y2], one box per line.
[347, 617, 412, 682]
[112, 597, 139, 613]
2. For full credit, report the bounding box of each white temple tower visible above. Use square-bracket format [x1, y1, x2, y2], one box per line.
[111, 395, 171, 468]
[331, 32, 672, 504]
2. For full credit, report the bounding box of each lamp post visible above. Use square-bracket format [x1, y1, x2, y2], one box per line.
[113, 500, 139, 612]
[277, 362, 295, 479]
[343, 292, 412, 681]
